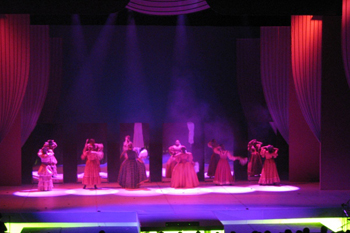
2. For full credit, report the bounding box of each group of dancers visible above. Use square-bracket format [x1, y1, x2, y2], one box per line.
[207, 139, 280, 186]
[36, 137, 280, 191]
[247, 139, 280, 185]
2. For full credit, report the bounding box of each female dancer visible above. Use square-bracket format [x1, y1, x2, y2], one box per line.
[207, 139, 220, 178]
[37, 146, 56, 191]
[247, 139, 263, 179]
[258, 145, 280, 185]
[165, 140, 182, 178]
[81, 139, 104, 189]
[118, 142, 148, 189]
[213, 144, 243, 185]
[171, 146, 199, 188]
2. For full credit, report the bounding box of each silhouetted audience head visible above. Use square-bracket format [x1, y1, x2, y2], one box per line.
[303, 227, 310, 233]
[296, 230, 303, 233]
[321, 225, 328, 233]
[284, 229, 292, 233]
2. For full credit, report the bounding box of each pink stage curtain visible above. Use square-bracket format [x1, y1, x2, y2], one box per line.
[126, 0, 209, 15]
[20, 26, 50, 146]
[260, 27, 291, 144]
[291, 15, 322, 141]
[342, 0, 350, 88]
[0, 14, 30, 144]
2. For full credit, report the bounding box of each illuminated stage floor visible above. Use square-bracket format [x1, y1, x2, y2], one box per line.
[1, 181, 349, 233]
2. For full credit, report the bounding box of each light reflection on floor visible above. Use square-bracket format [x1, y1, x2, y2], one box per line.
[13, 184, 299, 197]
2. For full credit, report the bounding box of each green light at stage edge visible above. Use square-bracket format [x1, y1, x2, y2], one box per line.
[4, 217, 350, 233]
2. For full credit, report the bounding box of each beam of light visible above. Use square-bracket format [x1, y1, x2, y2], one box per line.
[214, 186, 255, 194]
[156, 187, 214, 195]
[66, 188, 120, 196]
[248, 184, 300, 192]
[13, 189, 70, 197]
[120, 10, 151, 123]
[13, 184, 300, 197]
[113, 188, 164, 197]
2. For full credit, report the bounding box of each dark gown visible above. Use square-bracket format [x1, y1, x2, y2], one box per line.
[118, 150, 147, 189]
[207, 153, 220, 177]
[247, 150, 262, 177]
[207, 140, 220, 177]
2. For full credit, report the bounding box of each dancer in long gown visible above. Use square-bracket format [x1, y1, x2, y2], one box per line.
[213, 144, 244, 185]
[171, 146, 199, 188]
[258, 145, 280, 185]
[118, 142, 148, 189]
[42, 139, 58, 177]
[81, 139, 104, 189]
[207, 139, 220, 178]
[166, 140, 182, 178]
[37, 147, 56, 191]
[247, 139, 263, 179]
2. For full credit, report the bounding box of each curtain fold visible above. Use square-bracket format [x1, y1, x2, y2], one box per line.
[260, 26, 291, 144]
[291, 15, 322, 141]
[342, 0, 350, 88]
[20, 25, 50, 146]
[0, 14, 30, 144]
[126, 0, 209, 15]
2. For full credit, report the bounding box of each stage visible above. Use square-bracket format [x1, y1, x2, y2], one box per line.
[0, 181, 350, 233]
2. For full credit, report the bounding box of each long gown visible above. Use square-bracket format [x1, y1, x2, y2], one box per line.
[37, 149, 55, 191]
[207, 140, 220, 177]
[81, 144, 104, 186]
[213, 150, 234, 185]
[118, 150, 147, 189]
[171, 152, 199, 188]
[247, 148, 262, 178]
[258, 149, 280, 185]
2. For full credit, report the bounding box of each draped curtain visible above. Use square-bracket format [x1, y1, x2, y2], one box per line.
[20, 26, 50, 146]
[126, 0, 209, 15]
[291, 15, 322, 141]
[260, 26, 291, 144]
[0, 14, 30, 144]
[342, 0, 350, 88]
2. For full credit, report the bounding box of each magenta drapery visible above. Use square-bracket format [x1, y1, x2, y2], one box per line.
[260, 27, 291, 144]
[291, 15, 322, 141]
[0, 14, 30, 144]
[126, 0, 210, 15]
[342, 0, 350, 88]
[20, 26, 50, 146]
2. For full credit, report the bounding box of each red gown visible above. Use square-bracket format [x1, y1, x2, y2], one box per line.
[171, 152, 199, 188]
[258, 149, 280, 185]
[81, 143, 104, 186]
[213, 150, 235, 185]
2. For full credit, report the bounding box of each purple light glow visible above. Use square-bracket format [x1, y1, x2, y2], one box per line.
[249, 184, 300, 192]
[13, 184, 299, 197]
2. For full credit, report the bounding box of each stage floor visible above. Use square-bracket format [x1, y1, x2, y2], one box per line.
[1, 180, 350, 233]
